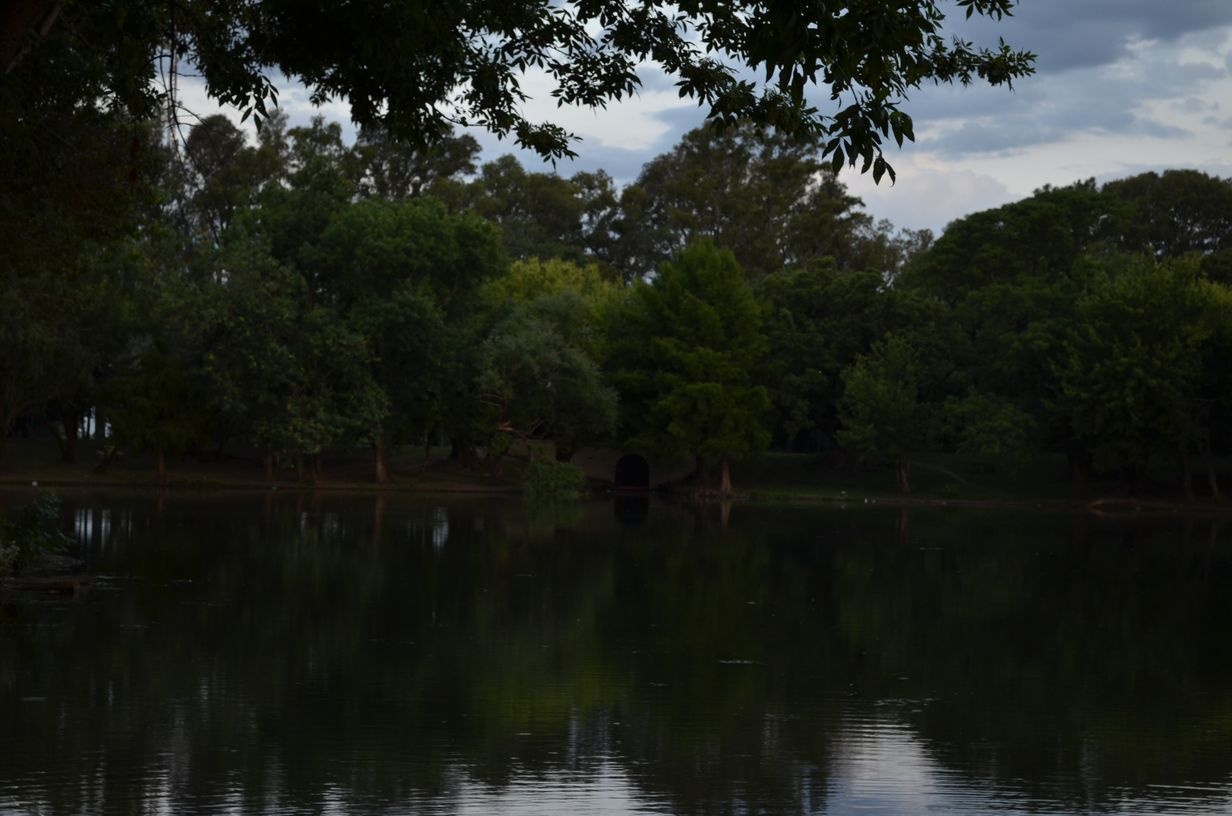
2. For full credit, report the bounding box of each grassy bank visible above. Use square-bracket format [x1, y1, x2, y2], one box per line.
[3, 439, 1230, 514]
[0, 438, 520, 494]
[732, 451, 1232, 513]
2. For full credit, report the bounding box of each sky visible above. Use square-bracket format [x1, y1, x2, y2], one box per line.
[180, 0, 1232, 236]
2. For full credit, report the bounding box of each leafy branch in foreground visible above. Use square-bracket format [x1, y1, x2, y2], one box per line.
[5, 1, 1034, 176]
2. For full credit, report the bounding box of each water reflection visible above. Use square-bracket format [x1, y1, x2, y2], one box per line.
[1, 493, 1231, 815]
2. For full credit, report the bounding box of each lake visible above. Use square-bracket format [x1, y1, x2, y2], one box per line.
[1, 492, 1231, 815]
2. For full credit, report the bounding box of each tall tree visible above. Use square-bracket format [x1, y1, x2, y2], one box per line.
[757, 261, 893, 451]
[354, 123, 480, 201]
[838, 334, 937, 494]
[307, 198, 507, 481]
[899, 181, 1117, 469]
[176, 113, 287, 246]
[613, 122, 873, 281]
[0, 46, 165, 464]
[1101, 170, 1232, 259]
[458, 155, 618, 264]
[478, 259, 621, 459]
[609, 241, 770, 494]
[1051, 256, 1210, 494]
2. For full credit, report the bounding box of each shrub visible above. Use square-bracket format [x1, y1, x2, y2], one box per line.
[524, 458, 588, 502]
[0, 492, 71, 576]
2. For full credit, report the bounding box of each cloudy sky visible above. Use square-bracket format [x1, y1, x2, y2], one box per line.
[184, 0, 1232, 235]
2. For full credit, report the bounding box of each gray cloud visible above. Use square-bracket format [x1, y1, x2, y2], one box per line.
[952, 0, 1232, 73]
[899, 25, 1226, 157]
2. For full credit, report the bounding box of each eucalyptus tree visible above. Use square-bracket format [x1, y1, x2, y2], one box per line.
[176, 113, 288, 248]
[613, 122, 874, 281]
[353, 123, 481, 202]
[453, 155, 623, 265]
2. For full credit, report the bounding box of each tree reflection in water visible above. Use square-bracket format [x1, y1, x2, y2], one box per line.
[1, 494, 1230, 815]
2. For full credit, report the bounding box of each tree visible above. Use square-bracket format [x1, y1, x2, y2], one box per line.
[899, 182, 1118, 472]
[6, 1, 1034, 171]
[306, 198, 507, 481]
[1050, 256, 1209, 494]
[455, 155, 618, 264]
[0, 40, 169, 464]
[1101, 170, 1232, 259]
[758, 261, 894, 451]
[1195, 280, 1232, 497]
[483, 258, 620, 352]
[176, 113, 287, 247]
[353, 123, 480, 202]
[204, 240, 317, 480]
[613, 122, 874, 281]
[905, 180, 1117, 298]
[837, 334, 936, 494]
[476, 299, 618, 462]
[478, 259, 621, 459]
[609, 241, 770, 494]
[102, 348, 213, 483]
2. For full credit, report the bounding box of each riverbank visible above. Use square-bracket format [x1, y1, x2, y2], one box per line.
[0, 439, 520, 494]
[2, 440, 1229, 515]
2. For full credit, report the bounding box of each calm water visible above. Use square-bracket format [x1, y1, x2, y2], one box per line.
[1, 492, 1231, 815]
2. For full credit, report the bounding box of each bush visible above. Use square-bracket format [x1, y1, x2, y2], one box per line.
[524, 458, 588, 502]
[0, 492, 71, 577]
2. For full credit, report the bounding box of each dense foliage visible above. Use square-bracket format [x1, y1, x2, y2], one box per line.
[2, 0, 1033, 171]
[0, 492, 70, 576]
[2, 88, 1231, 497]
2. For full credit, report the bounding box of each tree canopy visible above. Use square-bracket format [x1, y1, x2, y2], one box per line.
[4, 0, 1033, 173]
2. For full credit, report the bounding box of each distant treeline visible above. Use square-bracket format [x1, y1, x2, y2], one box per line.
[3, 102, 1231, 494]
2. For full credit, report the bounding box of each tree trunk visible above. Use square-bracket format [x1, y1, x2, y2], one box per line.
[296, 454, 304, 483]
[719, 457, 733, 496]
[897, 457, 911, 494]
[375, 436, 389, 484]
[263, 450, 274, 482]
[157, 449, 166, 484]
[94, 409, 107, 441]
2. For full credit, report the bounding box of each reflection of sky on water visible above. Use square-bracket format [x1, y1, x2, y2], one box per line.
[6, 495, 1232, 816]
[448, 763, 666, 816]
[827, 717, 1232, 815]
[433, 506, 449, 551]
